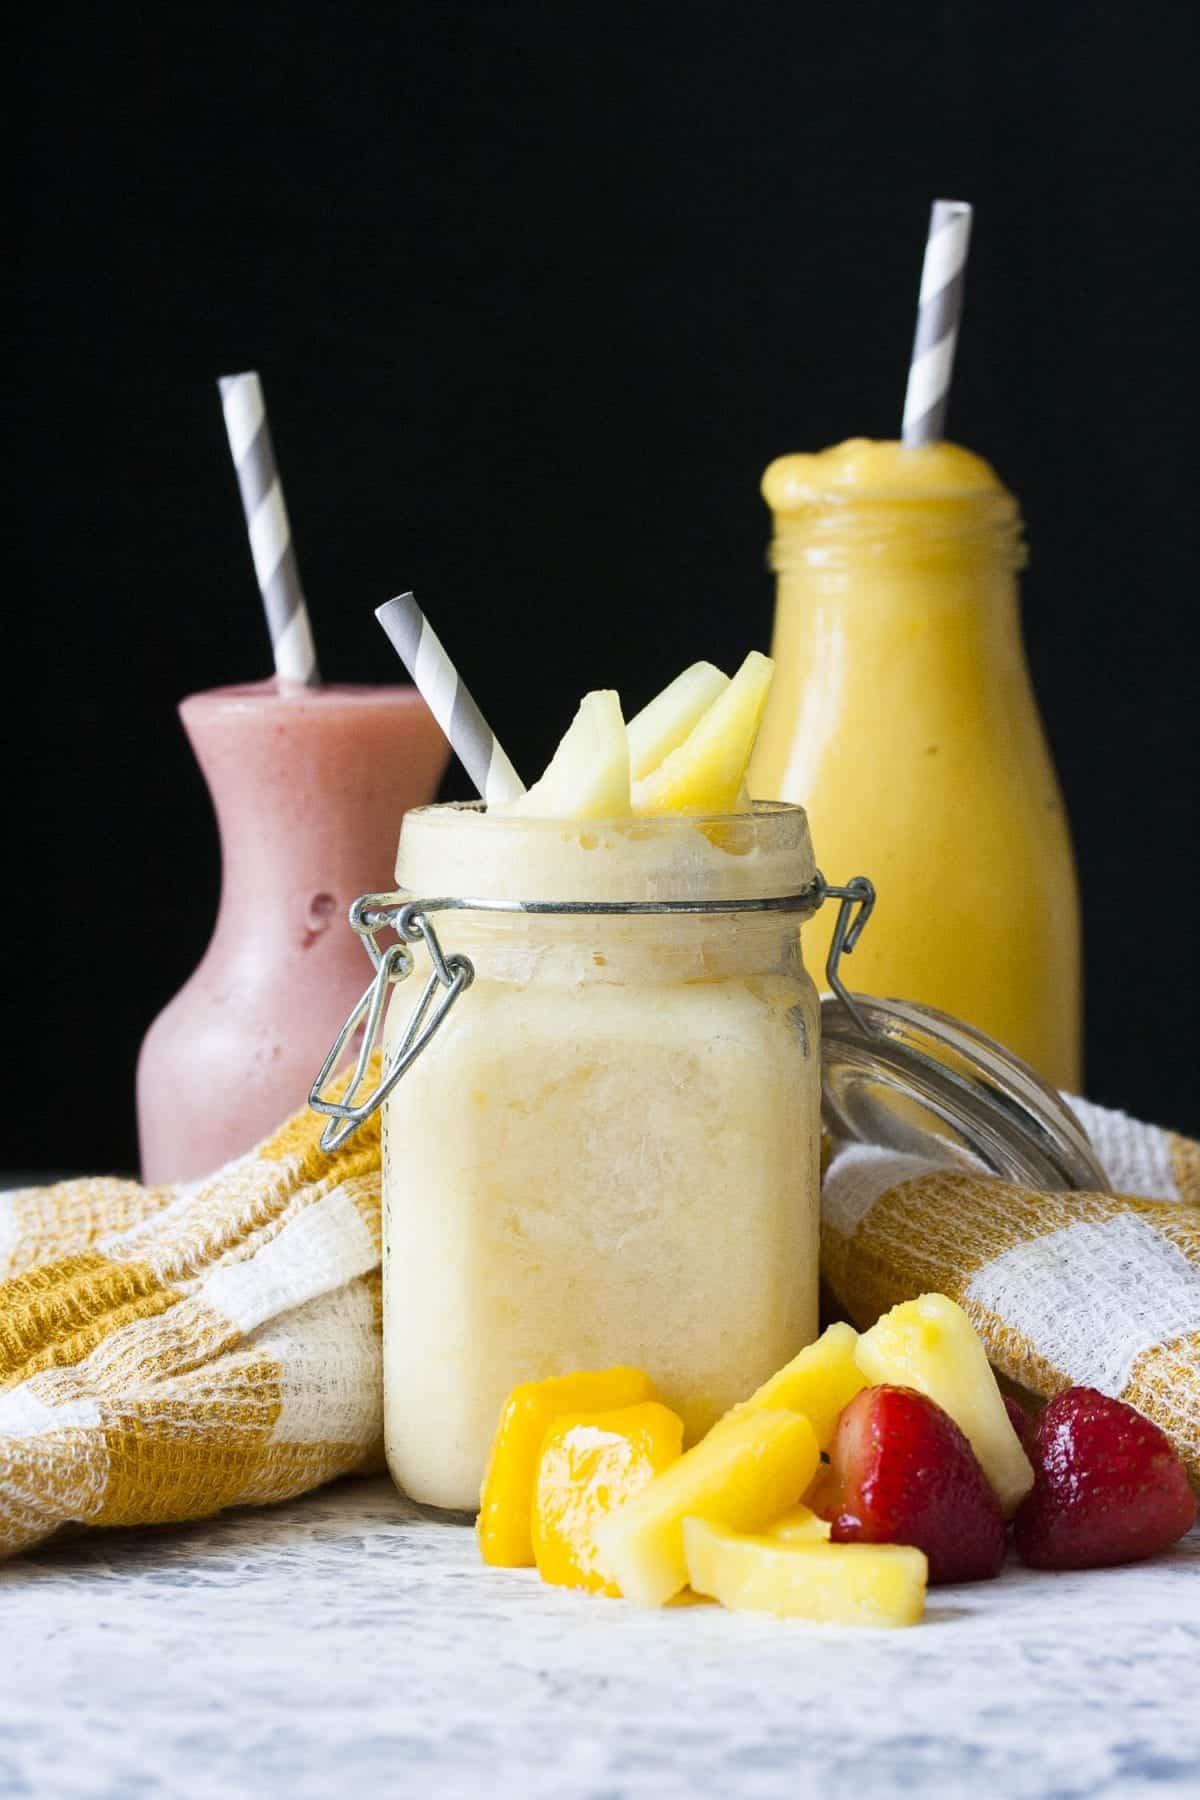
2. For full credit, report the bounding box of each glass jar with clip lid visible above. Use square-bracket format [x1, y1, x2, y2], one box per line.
[311, 799, 873, 1512]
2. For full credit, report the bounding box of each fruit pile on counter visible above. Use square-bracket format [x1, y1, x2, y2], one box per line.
[476, 1295, 1196, 1627]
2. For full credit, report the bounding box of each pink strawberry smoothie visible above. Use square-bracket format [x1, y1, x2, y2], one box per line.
[136, 679, 449, 1184]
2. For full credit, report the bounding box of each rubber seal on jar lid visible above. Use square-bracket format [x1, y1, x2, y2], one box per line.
[819, 993, 1108, 1192]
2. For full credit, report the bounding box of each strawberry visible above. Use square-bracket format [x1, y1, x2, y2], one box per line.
[1003, 1394, 1038, 1457]
[1013, 1386, 1196, 1571]
[818, 1385, 1007, 1585]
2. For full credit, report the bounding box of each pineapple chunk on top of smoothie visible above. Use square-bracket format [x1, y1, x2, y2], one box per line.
[626, 660, 729, 780]
[504, 653, 773, 819]
[509, 688, 632, 820]
[632, 652, 773, 816]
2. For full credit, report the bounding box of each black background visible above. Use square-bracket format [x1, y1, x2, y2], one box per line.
[11, 3, 1199, 1172]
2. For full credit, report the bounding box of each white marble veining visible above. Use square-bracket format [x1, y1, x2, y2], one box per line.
[1, 1478, 1197, 1800]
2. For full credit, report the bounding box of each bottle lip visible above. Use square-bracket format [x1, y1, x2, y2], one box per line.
[762, 443, 1026, 572]
[394, 800, 818, 904]
[179, 678, 428, 717]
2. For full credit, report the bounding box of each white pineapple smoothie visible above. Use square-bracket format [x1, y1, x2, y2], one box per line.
[381, 802, 821, 1511]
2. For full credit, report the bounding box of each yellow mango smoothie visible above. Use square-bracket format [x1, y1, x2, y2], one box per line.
[380, 801, 821, 1512]
[750, 440, 1081, 1089]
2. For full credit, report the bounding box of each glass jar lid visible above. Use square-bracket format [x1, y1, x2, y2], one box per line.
[820, 993, 1107, 1191]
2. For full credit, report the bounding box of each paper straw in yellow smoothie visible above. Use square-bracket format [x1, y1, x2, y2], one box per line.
[901, 199, 973, 446]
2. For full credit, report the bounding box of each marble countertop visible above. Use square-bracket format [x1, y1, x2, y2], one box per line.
[2, 1477, 1197, 1800]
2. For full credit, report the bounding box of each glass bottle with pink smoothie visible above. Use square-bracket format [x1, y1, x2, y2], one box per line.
[136, 679, 448, 1184]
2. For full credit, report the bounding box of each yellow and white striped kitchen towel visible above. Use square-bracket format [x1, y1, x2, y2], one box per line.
[822, 1096, 1200, 1485]
[2, 1088, 1197, 1559]
[0, 1096, 383, 1560]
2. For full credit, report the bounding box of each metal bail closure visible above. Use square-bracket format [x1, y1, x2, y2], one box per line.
[820, 875, 876, 1034]
[310, 871, 875, 1153]
[309, 898, 474, 1152]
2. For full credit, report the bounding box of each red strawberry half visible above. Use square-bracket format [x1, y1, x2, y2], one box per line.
[1014, 1385, 1197, 1571]
[817, 1385, 1007, 1585]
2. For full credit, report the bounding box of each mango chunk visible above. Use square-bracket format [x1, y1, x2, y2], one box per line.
[593, 1408, 818, 1607]
[733, 1322, 867, 1450]
[477, 1366, 657, 1566]
[626, 661, 729, 781]
[532, 1402, 685, 1596]
[633, 651, 774, 815]
[855, 1293, 1034, 1517]
[763, 1504, 832, 1544]
[683, 1519, 927, 1626]
[509, 689, 631, 819]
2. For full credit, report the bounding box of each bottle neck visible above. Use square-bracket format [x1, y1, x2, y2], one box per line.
[179, 683, 445, 949]
[768, 494, 1027, 662]
[771, 489, 1024, 581]
[755, 495, 1039, 816]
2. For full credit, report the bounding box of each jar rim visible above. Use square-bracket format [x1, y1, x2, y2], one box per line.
[394, 800, 818, 905]
[402, 796, 802, 829]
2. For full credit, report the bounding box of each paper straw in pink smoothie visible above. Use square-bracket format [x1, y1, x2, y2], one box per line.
[901, 200, 973, 446]
[218, 370, 320, 686]
[376, 592, 525, 804]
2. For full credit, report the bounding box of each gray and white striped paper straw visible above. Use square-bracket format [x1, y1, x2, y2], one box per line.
[376, 592, 525, 804]
[901, 200, 973, 447]
[218, 371, 320, 686]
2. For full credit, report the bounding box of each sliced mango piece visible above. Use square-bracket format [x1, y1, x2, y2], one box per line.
[762, 1504, 832, 1544]
[509, 689, 631, 819]
[733, 1322, 867, 1450]
[855, 1293, 1034, 1517]
[633, 651, 774, 815]
[683, 1519, 927, 1626]
[593, 1408, 818, 1608]
[477, 1366, 656, 1566]
[532, 1402, 685, 1596]
[626, 662, 729, 781]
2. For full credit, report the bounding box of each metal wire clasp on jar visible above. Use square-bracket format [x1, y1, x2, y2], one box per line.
[310, 875, 873, 1151]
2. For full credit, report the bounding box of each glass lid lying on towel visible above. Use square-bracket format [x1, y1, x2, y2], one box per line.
[820, 992, 1108, 1193]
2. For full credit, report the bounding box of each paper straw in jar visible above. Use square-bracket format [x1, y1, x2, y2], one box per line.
[376, 592, 525, 805]
[218, 370, 320, 686]
[901, 200, 973, 446]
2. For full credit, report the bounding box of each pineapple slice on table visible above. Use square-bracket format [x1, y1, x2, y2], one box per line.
[855, 1293, 1034, 1517]
[506, 689, 631, 819]
[633, 651, 774, 816]
[683, 1519, 927, 1627]
[626, 661, 729, 781]
[593, 1408, 818, 1608]
[477, 1366, 657, 1566]
[731, 1322, 867, 1451]
[762, 1504, 832, 1544]
[532, 1402, 684, 1596]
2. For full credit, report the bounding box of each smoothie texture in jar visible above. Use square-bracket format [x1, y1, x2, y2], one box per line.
[381, 802, 821, 1512]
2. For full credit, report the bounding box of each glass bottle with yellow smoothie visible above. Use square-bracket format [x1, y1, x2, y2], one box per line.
[749, 440, 1081, 1090]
